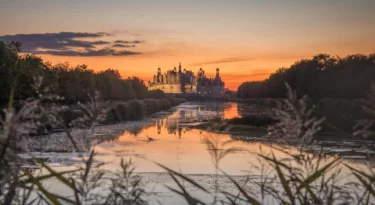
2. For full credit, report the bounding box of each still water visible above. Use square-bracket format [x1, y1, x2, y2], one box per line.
[36, 102, 375, 204]
[94, 102, 266, 175]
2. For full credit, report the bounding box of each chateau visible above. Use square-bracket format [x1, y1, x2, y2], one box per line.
[148, 63, 225, 98]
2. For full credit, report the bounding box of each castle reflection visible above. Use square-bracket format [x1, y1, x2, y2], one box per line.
[154, 102, 243, 139]
[123, 102, 251, 139]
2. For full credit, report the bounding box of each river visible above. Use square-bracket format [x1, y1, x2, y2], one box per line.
[26, 102, 375, 204]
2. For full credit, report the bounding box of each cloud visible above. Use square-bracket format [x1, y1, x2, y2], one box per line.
[0, 32, 144, 56]
[32, 48, 142, 56]
[189, 57, 254, 66]
[112, 44, 135, 48]
[114, 40, 145, 44]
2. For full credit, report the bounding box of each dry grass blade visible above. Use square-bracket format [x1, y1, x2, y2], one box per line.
[34, 160, 78, 193]
[223, 172, 261, 205]
[258, 154, 292, 172]
[296, 157, 341, 192]
[83, 150, 95, 183]
[156, 162, 210, 194]
[20, 168, 80, 184]
[270, 153, 296, 205]
[353, 173, 375, 197]
[26, 172, 76, 205]
[166, 173, 206, 205]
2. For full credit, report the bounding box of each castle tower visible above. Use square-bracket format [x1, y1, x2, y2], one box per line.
[216, 68, 220, 77]
[198, 68, 203, 78]
[178, 62, 182, 73]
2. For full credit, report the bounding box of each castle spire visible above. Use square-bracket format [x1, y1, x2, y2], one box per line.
[178, 62, 182, 73]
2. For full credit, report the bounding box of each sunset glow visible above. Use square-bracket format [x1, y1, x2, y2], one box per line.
[1, 0, 374, 90]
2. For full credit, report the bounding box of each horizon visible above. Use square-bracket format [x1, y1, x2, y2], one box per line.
[2, 1, 375, 204]
[1, 0, 375, 90]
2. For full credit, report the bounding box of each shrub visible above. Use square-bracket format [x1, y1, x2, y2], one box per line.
[59, 109, 82, 127]
[315, 98, 365, 132]
[167, 97, 185, 106]
[159, 99, 172, 110]
[228, 115, 279, 127]
[126, 100, 147, 120]
[103, 107, 119, 124]
[115, 102, 130, 121]
[147, 89, 165, 99]
[143, 99, 159, 115]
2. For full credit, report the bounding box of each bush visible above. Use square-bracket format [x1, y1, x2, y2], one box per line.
[59, 109, 82, 127]
[315, 98, 365, 132]
[99, 98, 185, 124]
[126, 100, 147, 120]
[228, 115, 279, 127]
[147, 89, 165, 99]
[159, 99, 172, 110]
[143, 99, 159, 115]
[103, 107, 120, 124]
[239, 98, 281, 108]
[115, 102, 130, 121]
[167, 97, 185, 106]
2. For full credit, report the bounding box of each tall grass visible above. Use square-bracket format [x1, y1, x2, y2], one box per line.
[1, 80, 375, 205]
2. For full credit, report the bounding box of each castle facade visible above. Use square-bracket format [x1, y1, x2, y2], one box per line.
[148, 63, 225, 98]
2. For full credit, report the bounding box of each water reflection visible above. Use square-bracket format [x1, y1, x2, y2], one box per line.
[26, 102, 375, 205]
[93, 102, 375, 175]
[23, 102, 375, 171]
[93, 102, 252, 174]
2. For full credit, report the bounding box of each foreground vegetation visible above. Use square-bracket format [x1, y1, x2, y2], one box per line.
[1, 41, 375, 204]
[1, 80, 375, 204]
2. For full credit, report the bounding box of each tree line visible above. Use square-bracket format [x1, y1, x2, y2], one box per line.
[237, 53, 375, 99]
[0, 41, 164, 105]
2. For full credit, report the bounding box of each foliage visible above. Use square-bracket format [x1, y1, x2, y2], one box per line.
[267, 84, 325, 145]
[115, 102, 130, 121]
[102, 98, 184, 123]
[126, 100, 147, 121]
[2, 42, 375, 205]
[238, 53, 375, 99]
[147, 89, 166, 99]
[228, 115, 279, 127]
[0, 41, 158, 106]
[354, 82, 375, 139]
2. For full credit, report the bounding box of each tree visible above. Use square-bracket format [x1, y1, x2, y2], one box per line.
[237, 53, 375, 100]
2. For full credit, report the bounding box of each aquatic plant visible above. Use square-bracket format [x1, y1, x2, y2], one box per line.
[2, 79, 375, 205]
[354, 82, 375, 139]
[267, 83, 325, 145]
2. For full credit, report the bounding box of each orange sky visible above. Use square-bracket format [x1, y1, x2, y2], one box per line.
[38, 42, 374, 90]
[1, 0, 375, 90]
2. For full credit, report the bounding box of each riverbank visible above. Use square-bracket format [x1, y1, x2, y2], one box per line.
[28, 119, 158, 152]
[191, 114, 361, 141]
[28, 98, 185, 152]
[191, 116, 272, 133]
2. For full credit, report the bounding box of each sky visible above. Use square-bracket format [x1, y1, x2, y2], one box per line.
[1, 0, 375, 90]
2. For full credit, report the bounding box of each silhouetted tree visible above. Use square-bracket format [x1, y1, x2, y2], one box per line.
[126, 77, 148, 99]
[147, 89, 166, 99]
[0, 41, 149, 105]
[238, 53, 375, 100]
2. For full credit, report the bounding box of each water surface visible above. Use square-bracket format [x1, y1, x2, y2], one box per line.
[32, 102, 375, 204]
